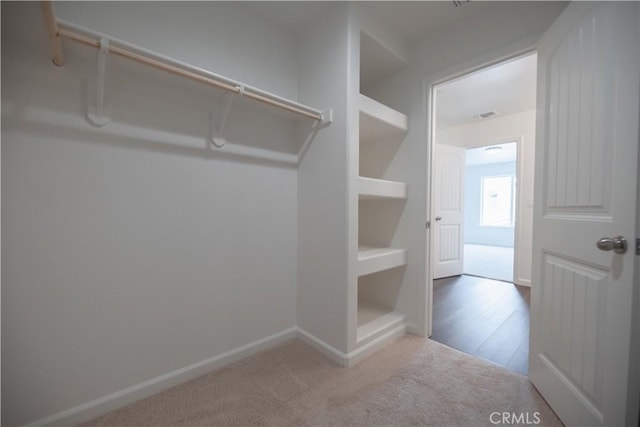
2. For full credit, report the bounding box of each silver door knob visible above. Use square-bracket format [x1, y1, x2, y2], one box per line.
[435, 216, 442, 221]
[596, 236, 627, 254]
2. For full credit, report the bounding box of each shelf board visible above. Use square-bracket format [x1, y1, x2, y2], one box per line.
[357, 301, 406, 343]
[359, 94, 407, 144]
[358, 246, 407, 277]
[358, 176, 407, 200]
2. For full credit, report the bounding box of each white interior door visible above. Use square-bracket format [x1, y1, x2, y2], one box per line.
[433, 144, 465, 279]
[530, 2, 639, 426]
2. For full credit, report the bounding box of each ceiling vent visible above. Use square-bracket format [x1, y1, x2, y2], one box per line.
[473, 111, 498, 120]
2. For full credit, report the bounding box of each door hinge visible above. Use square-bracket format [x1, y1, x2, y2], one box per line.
[636, 238, 640, 255]
[426, 221, 431, 230]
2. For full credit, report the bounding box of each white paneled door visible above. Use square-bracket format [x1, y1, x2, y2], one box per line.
[433, 144, 465, 279]
[530, 2, 639, 426]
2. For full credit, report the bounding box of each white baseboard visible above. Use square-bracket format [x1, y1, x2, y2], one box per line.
[28, 325, 407, 426]
[27, 327, 298, 427]
[516, 278, 532, 287]
[296, 325, 408, 368]
[296, 327, 348, 366]
[346, 324, 407, 367]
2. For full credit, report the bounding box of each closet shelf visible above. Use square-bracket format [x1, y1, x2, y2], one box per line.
[359, 94, 407, 144]
[358, 176, 407, 200]
[358, 246, 407, 277]
[357, 301, 406, 343]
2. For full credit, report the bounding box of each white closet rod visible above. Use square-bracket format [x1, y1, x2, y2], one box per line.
[40, 1, 324, 122]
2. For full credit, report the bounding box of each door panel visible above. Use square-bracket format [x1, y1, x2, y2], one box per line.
[433, 144, 465, 279]
[530, 2, 639, 426]
[540, 254, 607, 412]
[544, 5, 613, 217]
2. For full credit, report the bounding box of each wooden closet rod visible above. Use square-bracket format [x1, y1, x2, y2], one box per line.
[40, 1, 324, 122]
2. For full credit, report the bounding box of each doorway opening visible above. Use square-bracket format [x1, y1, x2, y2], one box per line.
[463, 141, 517, 283]
[428, 52, 537, 374]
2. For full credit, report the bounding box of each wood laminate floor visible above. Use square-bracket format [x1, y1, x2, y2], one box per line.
[431, 274, 530, 375]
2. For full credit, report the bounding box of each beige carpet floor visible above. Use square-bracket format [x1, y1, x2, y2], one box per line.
[82, 337, 562, 426]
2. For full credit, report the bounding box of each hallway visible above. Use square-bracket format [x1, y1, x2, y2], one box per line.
[431, 275, 530, 375]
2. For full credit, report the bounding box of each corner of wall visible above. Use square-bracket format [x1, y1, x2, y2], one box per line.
[296, 3, 350, 354]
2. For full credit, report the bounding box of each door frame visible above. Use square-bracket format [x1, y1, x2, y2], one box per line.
[421, 40, 537, 338]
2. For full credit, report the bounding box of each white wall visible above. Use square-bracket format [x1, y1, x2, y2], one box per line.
[297, 4, 351, 355]
[2, 2, 300, 425]
[55, 1, 299, 100]
[438, 110, 537, 286]
[367, 2, 567, 334]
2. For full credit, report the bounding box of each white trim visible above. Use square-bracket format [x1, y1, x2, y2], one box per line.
[24, 325, 409, 426]
[516, 278, 532, 288]
[26, 327, 298, 427]
[513, 135, 524, 287]
[296, 325, 407, 368]
[296, 327, 349, 366]
[346, 324, 406, 367]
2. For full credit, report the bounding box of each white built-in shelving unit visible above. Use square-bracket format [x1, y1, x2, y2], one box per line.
[355, 30, 409, 346]
[358, 177, 407, 200]
[358, 246, 408, 276]
[359, 94, 407, 143]
[357, 303, 406, 343]
[298, 9, 411, 366]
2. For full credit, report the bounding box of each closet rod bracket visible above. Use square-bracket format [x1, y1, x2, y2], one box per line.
[211, 85, 244, 148]
[298, 108, 333, 160]
[87, 37, 111, 126]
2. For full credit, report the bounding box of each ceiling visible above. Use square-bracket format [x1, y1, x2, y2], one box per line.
[244, 1, 502, 42]
[244, 2, 539, 130]
[238, 2, 333, 34]
[362, 1, 500, 43]
[436, 54, 537, 129]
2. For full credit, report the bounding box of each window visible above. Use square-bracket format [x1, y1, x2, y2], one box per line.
[480, 175, 516, 227]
